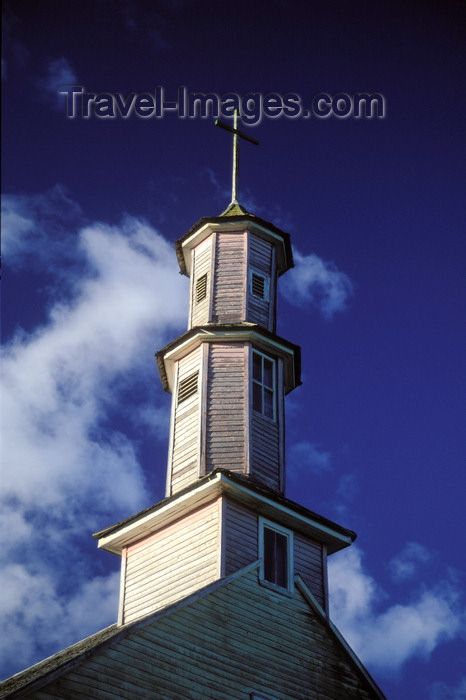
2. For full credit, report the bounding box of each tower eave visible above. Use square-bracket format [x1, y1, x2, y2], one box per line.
[156, 323, 301, 394]
[93, 469, 356, 556]
[175, 213, 294, 277]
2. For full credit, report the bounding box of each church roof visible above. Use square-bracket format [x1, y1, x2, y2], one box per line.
[0, 561, 386, 700]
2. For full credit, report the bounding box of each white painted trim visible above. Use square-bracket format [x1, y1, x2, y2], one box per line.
[117, 547, 127, 626]
[251, 348, 277, 422]
[199, 342, 209, 477]
[97, 472, 354, 555]
[244, 343, 251, 475]
[269, 245, 276, 332]
[165, 361, 179, 498]
[187, 246, 195, 328]
[258, 516, 294, 594]
[277, 357, 285, 493]
[208, 231, 216, 322]
[219, 496, 226, 578]
[323, 544, 330, 615]
[243, 229, 249, 320]
[249, 268, 270, 302]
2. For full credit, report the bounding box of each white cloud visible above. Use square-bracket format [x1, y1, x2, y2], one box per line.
[36, 57, 78, 109]
[0, 564, 120, 674]
[430, 677, 466, 700]
[281, 248, 353, 319]
[2, 186, 83, 268]
[389, 541, 434, 582]
[329, 546, 463, 674]
[288, 441, 332, 478]
[1, 191, 188, 677]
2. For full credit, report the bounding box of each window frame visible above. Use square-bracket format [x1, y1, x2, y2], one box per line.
[195, 273, 208, 304]
[249, 269, 270, 301]
[177, 371, 199, 406]
[252, 350, 276, 421]
[258, 517, 294, 594]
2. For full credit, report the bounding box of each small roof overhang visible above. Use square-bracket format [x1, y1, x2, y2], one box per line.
[94, 470, 356, 556]
[156, 323, 301, 395]
[175, 213, 294, 277]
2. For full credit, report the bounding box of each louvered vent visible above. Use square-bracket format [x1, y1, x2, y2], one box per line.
[251, 273, 265, 299]
[177, 371, 198, 405]
[195, 274, 207, 303]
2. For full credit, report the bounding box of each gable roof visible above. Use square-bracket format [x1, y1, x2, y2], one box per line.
[1, 561, 385, 699]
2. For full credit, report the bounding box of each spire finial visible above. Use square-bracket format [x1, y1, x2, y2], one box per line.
[215, 110, 259, 205]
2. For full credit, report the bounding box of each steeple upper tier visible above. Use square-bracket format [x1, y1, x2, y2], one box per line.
[175, 204, 294, 333]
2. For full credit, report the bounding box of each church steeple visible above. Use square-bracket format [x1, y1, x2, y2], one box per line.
[157, 204, 300, 497]
[88, 125, 387, 700]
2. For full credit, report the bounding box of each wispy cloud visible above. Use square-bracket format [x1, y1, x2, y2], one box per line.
[430, 676, 466, 700]
[37, 57, 78, 109]
[389, 541, 434, 583]
[288, 441, 332, 480]
[329, 546, 464, 674]
[281, 248, 353, 319]
[1, 190, 187, 676]
[2, 185, 84, 271]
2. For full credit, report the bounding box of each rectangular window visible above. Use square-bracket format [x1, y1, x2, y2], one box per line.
[195, 273, 207, 304]
[250, 270, 269, 300]
[252, 351, 275, 420]
[177, 371, 198, 405]
[259, 518, 293, 593]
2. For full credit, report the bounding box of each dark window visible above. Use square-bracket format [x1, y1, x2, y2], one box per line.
[252, 351, 275, 419]
[195, 274, 207, 304]
[251, 272, 266, 299]
[177, 371, 198, 405]
[263, 526, 289, 589]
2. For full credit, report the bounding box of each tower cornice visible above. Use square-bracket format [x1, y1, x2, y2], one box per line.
[175, 212, 294, 277]
[93, 469, 356, 556]
[156, 323, 301, 395]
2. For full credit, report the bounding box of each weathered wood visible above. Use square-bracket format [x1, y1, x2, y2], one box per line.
[26, 567, 381, 700]
[123, 499, 221, 623]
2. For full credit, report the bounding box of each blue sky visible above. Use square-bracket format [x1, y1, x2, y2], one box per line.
[1, 1, 465, 697]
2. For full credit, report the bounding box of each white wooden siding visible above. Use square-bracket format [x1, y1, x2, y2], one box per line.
[30, 567, 380, 699]
[294, 532, 325, 609]
[190, 236, 213, 328]
[223, 499, 258, 575]
[123, 498, 221, 624]
[168, 346, 202, 495]
[212, 231, 246, 323]
[205, 343, 247, 473]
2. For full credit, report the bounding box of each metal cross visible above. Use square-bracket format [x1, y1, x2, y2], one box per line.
[215, 110, 259, 205]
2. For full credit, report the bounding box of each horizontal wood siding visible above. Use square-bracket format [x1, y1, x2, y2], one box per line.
[191, 237, 212, 327]
[251, 411, 281, 491]
[212, 231, 245, 323]
[294, 532, 325, 609]
[123, 499, 221, 624]
[205, 344, 246, 473]
[31, 567, 379, 699]
[224, 499, 258, 575]
[248, 234, 273, 329]
[170, 347, 201, 494]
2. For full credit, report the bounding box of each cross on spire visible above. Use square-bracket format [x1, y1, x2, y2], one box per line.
[215, 110, 259, 205]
